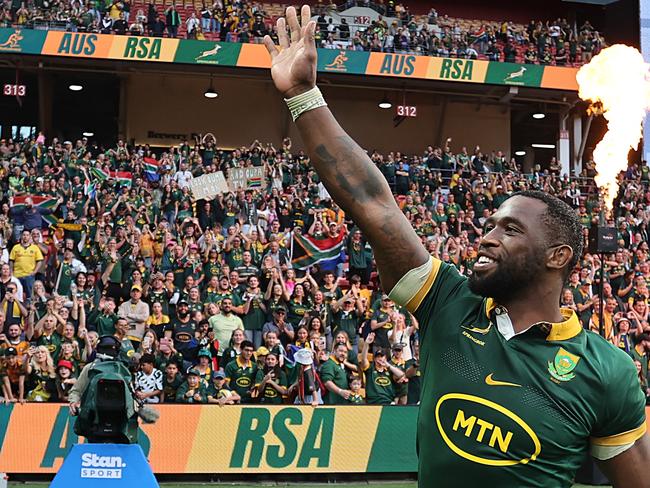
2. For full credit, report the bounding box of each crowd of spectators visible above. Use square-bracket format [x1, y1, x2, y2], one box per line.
[2, 0, 603, 65]
[0, 130, 647, 408]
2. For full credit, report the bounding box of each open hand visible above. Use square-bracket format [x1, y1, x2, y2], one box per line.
[263, 5, 317, 98]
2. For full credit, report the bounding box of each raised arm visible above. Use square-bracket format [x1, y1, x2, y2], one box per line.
[263, 5, 429, 292]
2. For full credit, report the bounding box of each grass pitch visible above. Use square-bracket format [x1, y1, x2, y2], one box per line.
[6, 483, 607, 487]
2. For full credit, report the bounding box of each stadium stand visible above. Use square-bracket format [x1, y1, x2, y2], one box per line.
[0, 133, 647, 407]
[3, 0, 604, 65]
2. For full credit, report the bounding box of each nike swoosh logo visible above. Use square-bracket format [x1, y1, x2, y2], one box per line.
[461, 323, 492, 335]
[485, 373, 521, 388]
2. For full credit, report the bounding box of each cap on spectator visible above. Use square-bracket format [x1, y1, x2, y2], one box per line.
[580, 280, 592, 286]
[373, 348, 386, 357]
[140, 353, 155, 364]
[187, 368, 201, 377]
[57, 359, 74, 371]
[382, 294, 391, 300]
[617, 316, 631, 326]
[212, 370, 226, 380]
[5, 347, 17, 356]
[178, 299, 189, 306]
[256, 346, 270, 357]
[197, 348, 212, 359]
[294, 348, 313, 366]
[131, 284, 142, 292]
[190, 243, 199, 250]
[152, 272, 164, 281]
[166, 240, 176, 247]
[273, 305, 287, 314]
[392, 343, 404, 351]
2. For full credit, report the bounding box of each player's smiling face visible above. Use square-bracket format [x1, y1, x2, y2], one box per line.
[469, 196, 549, 302]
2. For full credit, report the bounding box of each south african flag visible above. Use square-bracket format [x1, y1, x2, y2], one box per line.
[291, 231, 346, 270]
[13, 195, 58, 227]
[89, 168, 132, 188]
[143, 157, 161, 182]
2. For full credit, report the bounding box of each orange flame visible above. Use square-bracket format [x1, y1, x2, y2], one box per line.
[576, 44, 650, 211]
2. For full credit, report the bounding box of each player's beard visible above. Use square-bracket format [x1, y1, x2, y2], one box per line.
[468, 248, 546, 303]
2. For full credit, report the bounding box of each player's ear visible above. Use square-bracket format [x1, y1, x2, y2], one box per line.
[546, 244, 573, 272]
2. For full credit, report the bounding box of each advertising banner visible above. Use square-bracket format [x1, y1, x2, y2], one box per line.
[317, 49, 370, 75]
[237, 43, 272, 68]
[0, 28, 46, 54]
[41, 31, 113, 58]
[485, 61, 545, 87]
[540, 66, 579, 91]
[108, 36, 179, 62]
[50, 444, 158, 487]
[0, 28, 580, 91]
[0, 404, 418, 474]
[426, 57, 489, 83]
[365, 52, 430, 78]
[173, 40, 241, 66]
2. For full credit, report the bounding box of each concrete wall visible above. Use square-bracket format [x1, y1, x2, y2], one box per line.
[125, 73, 510, 156]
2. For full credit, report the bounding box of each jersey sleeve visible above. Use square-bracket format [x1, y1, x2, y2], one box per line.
[590, 349, 647, 454]
[254, 368, 264, 388]
[388, 256, 468, 316]
[319, 361, 335, 383]
[224, 362, 235, 383]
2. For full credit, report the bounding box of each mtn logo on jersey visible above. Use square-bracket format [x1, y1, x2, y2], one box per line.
[435, 393, 541, 466]
[374, 375, 391, 387]
[80, 453, 126, 479]
[236, 376, 252, 388]
[548, 347, 580, 383]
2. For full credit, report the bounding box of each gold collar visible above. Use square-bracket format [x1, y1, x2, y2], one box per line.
[485, 298, 582, 341]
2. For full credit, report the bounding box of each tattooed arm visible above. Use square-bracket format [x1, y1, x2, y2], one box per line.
[297, 112, 428, 290]
[264, 5, 428, 291]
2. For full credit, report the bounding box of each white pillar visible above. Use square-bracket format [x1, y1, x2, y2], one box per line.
[558, 116, 570, 177]
[572, 113, 583, 175]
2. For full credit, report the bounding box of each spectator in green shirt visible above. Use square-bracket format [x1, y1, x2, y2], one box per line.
[176, 368, 207, 404]
[320, 342, 352, 405]
[207, 370, 241, 405]
[360, 332, 405, 405]
[223, 340, 257, 403]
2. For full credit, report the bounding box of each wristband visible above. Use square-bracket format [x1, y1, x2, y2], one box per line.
[284, 86, 327, 122]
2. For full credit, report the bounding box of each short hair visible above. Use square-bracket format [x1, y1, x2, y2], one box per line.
[241, 340, 254, 350]
[140, 353, 155, 364]
[515, 190, 583, 277]
[636, 333, 650, 345]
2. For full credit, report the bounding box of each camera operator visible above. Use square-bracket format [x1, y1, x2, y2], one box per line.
[68, 335, 140, 443]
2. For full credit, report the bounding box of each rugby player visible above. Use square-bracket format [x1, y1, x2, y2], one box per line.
[263, 6, 650, 486]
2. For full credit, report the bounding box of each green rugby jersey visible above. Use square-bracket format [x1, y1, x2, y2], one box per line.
[224, 356, 258, 402]
[396, 258, 646, 488]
